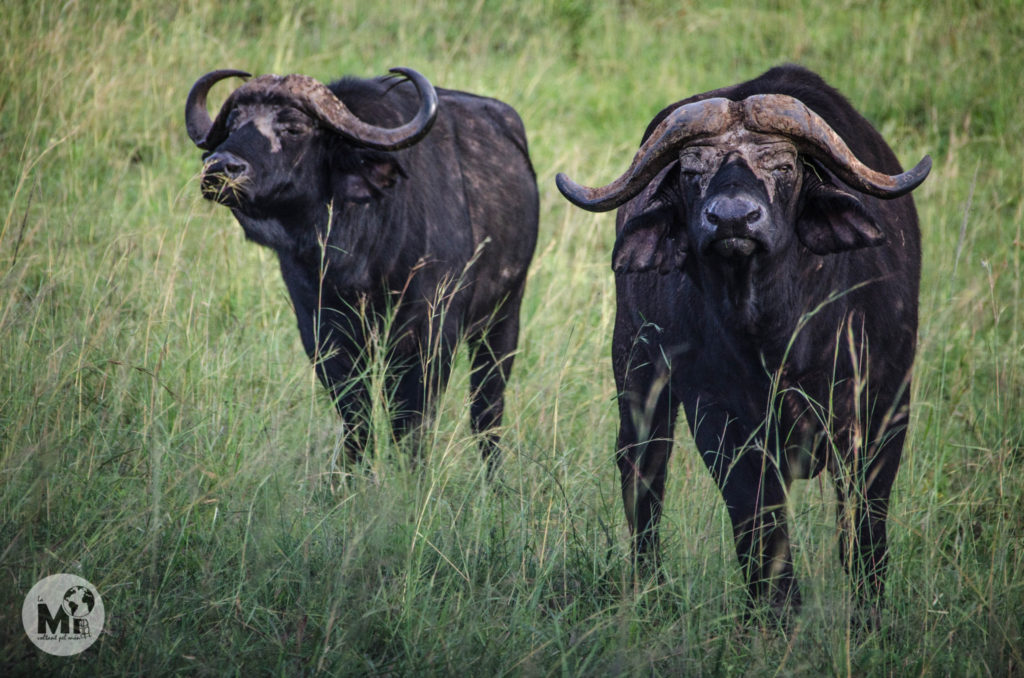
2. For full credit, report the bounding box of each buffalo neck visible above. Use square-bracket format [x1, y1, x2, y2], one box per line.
[694, 243, 842, 372]
[281, 196, 414, 295]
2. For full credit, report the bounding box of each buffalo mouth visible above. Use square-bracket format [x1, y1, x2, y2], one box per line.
[200, 171, 248, 208]
[710, 236, 761, 259]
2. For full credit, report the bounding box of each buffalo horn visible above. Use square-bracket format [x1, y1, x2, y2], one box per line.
[742, 94, 931, 199]
[556, 97, 741, 212]
[556, 93, 931, 213]
[185, 69, 251, 149]
[302, 67, 439, 151]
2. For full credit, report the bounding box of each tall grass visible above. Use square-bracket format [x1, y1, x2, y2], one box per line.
[1, 1, 1021, 675]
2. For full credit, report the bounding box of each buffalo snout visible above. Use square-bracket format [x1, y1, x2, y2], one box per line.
[201, 151, 251, 205]
[700, 195, 767, 258]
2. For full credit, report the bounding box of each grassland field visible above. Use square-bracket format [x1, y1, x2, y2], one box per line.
[1, 1, 1022, 675]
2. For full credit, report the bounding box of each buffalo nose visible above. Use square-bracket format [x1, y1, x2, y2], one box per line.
[203, 151, 249, 179]
[704, 197, 763, 230]
[201, 151, 250, 204]
[703, 196, 766, 258]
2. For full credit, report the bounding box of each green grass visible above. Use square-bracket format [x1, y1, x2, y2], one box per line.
[2, 0, 1022, 675]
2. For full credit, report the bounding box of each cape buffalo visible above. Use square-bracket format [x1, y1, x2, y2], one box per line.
[556, 64, 930, 623]
[186, 67, 538, 469]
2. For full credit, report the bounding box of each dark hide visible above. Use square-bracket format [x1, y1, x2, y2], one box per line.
[195, 74, 538, 469]
[608, 65, 924, 624]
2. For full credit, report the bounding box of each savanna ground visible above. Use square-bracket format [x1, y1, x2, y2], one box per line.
[1, 1, 1022, 675]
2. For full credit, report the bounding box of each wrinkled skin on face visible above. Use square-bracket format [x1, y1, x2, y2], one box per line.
[645, 132, 802, 258]
[613, 128, 884, 276]
[611, 125, 893, 340]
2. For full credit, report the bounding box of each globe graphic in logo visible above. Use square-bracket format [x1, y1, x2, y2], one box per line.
[62, 586, 96, 619]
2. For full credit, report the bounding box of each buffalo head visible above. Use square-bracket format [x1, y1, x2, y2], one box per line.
[185, 68, 438, 221]
[556, 95, 931, 273]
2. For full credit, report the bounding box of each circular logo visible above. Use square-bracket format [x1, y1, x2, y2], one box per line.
[22, 574, 105, 656]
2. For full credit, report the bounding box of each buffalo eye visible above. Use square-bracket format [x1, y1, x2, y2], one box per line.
[759, 149, 797, 177]
[280, 125, 307, 138]
[278, 123, 309, 139]
[679, 146, 720, 178]
[276, 110, 311, 138]
[678, 151, 705, 177]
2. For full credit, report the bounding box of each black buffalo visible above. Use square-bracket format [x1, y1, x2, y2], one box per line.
[186, 67, 538, 468]
[557, 65, 930, 622]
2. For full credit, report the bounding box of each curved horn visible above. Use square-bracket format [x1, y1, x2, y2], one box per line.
[303, 67, 439, 150]
[556, 97, 742, 212]
[742, 94, 931, 198]
[185, 69, 251, 149]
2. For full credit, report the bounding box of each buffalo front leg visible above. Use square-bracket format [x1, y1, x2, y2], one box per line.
[615, 371, 680, 574]
[391, 341, 457, 466]
[689, 402, 799, 620]
[727, 462, 798, 621]
[832, 422, 904, 627]
[327, 382, 373, 466]
[468, 289, 524, 474]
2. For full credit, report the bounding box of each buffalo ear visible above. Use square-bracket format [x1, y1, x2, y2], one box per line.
[335, 156, 406, 203]
[611, 166, 687, 274]
[612, 205, 687, 274]
[797, 180, 885, 254]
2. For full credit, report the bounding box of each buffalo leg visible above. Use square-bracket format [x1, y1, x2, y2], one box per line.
[726, 455, 797, 619]
[615, 362, 679, 572]
[391, 342, 456, 464]
[832, 416, 904, 625]
[687, 401, 800, 618]
[468, 290, 524, 472]
[390, 363, 427, 435]
[322, 376, 373, 466]
[616, 404, 678, 573]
